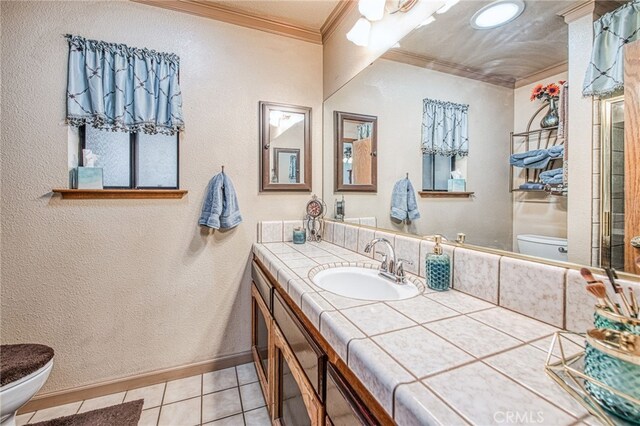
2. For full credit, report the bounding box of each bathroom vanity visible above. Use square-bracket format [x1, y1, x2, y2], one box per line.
[249, 219, 640, 425]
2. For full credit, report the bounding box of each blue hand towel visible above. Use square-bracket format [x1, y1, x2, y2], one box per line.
[510, 146, 564, 169]
[199, 172, 243, 229]
[391, 178, 420, 222]
[540, 167, 564, 185]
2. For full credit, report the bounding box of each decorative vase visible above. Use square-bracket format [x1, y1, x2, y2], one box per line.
[540, 98, 559, 128]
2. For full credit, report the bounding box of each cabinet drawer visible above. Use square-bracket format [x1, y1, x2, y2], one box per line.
[273, 291, 326, 400]
[252, 260, 273, 311]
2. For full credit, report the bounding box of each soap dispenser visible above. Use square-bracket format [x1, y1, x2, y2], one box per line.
[425, 235, 450, 291]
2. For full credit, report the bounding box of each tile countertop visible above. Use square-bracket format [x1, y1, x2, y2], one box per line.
[253, 241, 593, 426]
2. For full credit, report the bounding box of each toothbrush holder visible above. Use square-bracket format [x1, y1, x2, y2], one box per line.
[292, 227, 306, 245]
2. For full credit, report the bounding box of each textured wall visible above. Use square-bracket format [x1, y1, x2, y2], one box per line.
[1, 1, 322, 393]
[323, 59, 514, 250]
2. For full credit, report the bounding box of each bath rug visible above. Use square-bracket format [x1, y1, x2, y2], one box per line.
[0, 344, 54, 387]
[30, 399, 143, 426]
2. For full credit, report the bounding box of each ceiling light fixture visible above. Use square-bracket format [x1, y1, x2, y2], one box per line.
[358, 0, 386, 21]
[346, 17, 372, 47]
[470, 0, 525, 29]
[436, 0, 460, 15]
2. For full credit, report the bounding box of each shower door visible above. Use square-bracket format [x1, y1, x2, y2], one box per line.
[600, 96, 625, 270]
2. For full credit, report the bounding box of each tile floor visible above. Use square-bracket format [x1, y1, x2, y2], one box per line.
[17, 362, 270, 426]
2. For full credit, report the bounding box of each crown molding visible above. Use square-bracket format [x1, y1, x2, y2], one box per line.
[381, 49, 516, 89]
[321, 0, 357, 43]
[514, 62, 568, 89]
[558, 0, 624, 23]
[132, 0, 322, 44]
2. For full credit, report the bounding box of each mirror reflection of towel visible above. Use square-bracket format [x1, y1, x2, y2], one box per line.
[288, 156, 297, 183]
[391, 178, 420, 223]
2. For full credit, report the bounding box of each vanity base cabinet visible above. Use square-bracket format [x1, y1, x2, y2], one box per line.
[251, 259, 391, 425]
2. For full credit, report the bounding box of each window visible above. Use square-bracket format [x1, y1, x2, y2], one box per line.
[82, 126, 179, 189]
[422, 155, 456, 191]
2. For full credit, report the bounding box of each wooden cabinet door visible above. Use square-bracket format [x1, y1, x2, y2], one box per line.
[624, 39, 640, 274]
[273, 325, 325, 426]
[251, 284, 273, 417]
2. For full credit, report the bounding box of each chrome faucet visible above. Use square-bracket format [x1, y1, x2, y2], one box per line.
[364, 238, 412, 283]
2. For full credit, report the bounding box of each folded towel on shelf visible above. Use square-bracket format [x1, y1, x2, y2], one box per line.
[199, 172, 243, 229]
[390, 178, 420, 222]
[540, 167, 564, 185]
[510, 145, 564, 169]
[519, 182, 545, 190]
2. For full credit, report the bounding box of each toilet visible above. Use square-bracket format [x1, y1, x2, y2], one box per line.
[0, 344, 54, 426]
[517, 234, 568, 262]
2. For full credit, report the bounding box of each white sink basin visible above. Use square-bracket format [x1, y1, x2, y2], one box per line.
[312, 267, 420, 301]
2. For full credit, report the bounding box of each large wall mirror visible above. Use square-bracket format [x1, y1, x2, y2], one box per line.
[260, 102, 311, 192]
[334, 111, 378, 192]
[322, 0, 640, 276]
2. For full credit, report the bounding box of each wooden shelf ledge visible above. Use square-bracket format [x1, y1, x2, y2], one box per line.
[418, 191, 474, 198]
[52, 189, 188, 199]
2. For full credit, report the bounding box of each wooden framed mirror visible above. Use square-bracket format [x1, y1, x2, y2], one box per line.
[260, 102, 311, 192]
[334, 111, 377, 192]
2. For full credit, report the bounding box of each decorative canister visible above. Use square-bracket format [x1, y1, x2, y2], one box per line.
[594, 306, 640, 335]
[584, 329, 640, 423]
[292, 227, 306, 245]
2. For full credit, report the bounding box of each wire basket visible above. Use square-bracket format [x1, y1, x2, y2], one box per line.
[544, 332, 640, 426]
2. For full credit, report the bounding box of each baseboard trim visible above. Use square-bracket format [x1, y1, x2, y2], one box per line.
[19, 350, 253, 414]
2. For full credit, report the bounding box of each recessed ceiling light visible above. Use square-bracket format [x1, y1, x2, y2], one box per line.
[358, 0, 386, 22]
[346, 17, 372, 47]
[470, 0, 525, 29]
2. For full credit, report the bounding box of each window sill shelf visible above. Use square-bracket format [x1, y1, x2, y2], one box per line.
[52, 189, 188, 199]
[418, 191, 474, 198]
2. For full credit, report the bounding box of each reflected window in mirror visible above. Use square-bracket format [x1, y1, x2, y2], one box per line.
[260, 102, 311, 192]
[334, 111, 377, 192]
[421, 99, 469, 192]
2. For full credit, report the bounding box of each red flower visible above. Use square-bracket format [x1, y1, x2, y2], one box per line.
[547, 84, 560, 97]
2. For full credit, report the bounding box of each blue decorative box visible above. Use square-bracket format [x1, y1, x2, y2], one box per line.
[448, 179, 466, 192]
[76, 167, 103, 189]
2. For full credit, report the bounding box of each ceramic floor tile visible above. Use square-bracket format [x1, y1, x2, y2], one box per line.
[239, 382, 266, 411]
[244, 406, 271, 426]
[124, 382, 165, 409]
[531, 333, 585, 359]
[341, 303, 416, 336]
[373, 326, 473, 378]
[386, 297, 460, 324]
[425, 290, 495, 314]
[469, 307, 560, 342]
[77, 391, 126, 413]
[204, 413, 245, 426]
[236, 362, 259, 385]
[16, 413, 34, 426]
[485, 344, 590, 418]
[158, 396, 201, 426]
[163, 375, 202, 404]
[29, 401, 82, 422]
[203, 367, 238, 394]
[137, 407, 160, 426]
[426, 362, 576, 425]
[425, 316, 521, 357]
[202, 388, 243, 423]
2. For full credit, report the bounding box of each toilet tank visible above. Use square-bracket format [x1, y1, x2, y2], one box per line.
[517, 234, 568, 262]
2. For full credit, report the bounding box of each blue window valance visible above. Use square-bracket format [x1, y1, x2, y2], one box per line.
[65, 34, 184, 135]
[582, 0, 640, 97]
[421, 99, 469, 157]
[356, 123, 373, 139]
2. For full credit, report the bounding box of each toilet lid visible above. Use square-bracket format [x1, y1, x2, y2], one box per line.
[1, 344, 54, 387]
